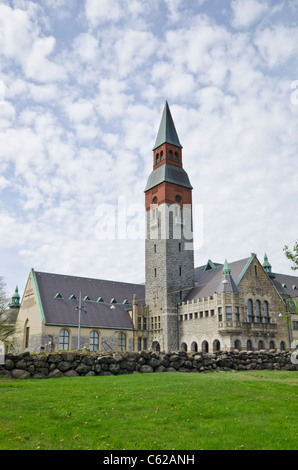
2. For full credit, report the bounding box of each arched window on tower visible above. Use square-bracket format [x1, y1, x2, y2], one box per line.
[169, 150, 173, 160]
[255, 300, 261, 323]
[156, 153, 159, 164]
[263, 301, 269, 323]
[160, 151, 164, 161]
[174, 152, 178, 162]
[247, 299, 253, 323]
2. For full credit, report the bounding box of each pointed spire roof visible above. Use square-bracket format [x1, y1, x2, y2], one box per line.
[222, 259, 231, 275]
[216, 260, 239, 294]
[153, 101, 182, 150]
[263, 253, 271, 268]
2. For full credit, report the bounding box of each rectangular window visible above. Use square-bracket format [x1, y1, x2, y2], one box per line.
[143, 317, 147, 330]
[154, 268, 157, 277]
[194, 312, 198, 319]
[179, 267, 182, 276]
[226, 314, 232, 321]
[154, 244, 156, 253]
[137, 317, 142, 330]
[211, 309, 214, 316]
[225, 306, 232, 314]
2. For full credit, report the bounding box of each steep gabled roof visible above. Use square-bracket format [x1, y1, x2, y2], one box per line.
[153, 101, 182, 150]
[186, 256, 252, 301]
[33, 270, 145, 330]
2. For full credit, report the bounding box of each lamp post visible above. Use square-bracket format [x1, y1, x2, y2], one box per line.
[76, 292, 87, 350]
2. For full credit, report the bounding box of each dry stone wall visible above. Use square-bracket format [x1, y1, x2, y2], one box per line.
[0, 349, 297, 379]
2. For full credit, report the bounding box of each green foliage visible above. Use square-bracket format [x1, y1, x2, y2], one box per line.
[0, 277, 16, 347]
[284, 242, 298, 271]
[0, 371, 297, 450]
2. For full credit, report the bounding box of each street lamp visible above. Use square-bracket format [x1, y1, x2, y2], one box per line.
[76, 292, 87, 350]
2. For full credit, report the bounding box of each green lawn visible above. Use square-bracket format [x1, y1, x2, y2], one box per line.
[0, 370, 297, 450]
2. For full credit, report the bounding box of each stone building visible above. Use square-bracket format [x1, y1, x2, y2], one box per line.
[13, 102, 298, 353]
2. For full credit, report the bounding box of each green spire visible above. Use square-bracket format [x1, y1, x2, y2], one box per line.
[263, 253, 272, 274]
[263, 253, 271, 267]
[9, 286, 20, 309]
[153, 101, 182, 150]
[222, 259, 231, 275]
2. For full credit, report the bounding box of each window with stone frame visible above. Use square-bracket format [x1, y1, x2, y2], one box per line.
[118, 332, 126, 351]
[225, 306, 232, 321]
[263, 301, 269, 323]
[255, 300, 261, 323]
[90, 331, 99, 352]
[247, 299, 253, 323]
[59, 329, 69, 351]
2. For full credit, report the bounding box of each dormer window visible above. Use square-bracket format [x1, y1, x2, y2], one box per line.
[69, 294, 77, 301]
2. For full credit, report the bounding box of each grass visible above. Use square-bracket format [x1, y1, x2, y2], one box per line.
[0, 370, 297, 450]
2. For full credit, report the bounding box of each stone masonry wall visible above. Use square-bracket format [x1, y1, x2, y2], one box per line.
[0, 349, 297, 379]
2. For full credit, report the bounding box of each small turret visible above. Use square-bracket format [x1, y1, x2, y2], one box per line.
[216, 260, 238, 294]
[9, 286, 20, 309]
[263, 253, 275, 278]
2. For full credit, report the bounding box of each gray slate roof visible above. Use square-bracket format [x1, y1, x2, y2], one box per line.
[153, 101, 182, 150]
[144, 163, 193, 192]
[185, 257, 251, 301]
[271, 272, 298, 299]
[34, 271, 145, 329]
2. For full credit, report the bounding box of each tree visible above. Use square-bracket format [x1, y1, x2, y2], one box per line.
[284, 242, 298, 271]
[0, 277, 17, 348]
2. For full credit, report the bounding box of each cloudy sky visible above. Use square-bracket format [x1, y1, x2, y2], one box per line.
[1, 0, 298, 298]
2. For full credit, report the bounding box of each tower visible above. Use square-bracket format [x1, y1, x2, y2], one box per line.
[9, 286, 20, 310]
[144, 102, 195, 351]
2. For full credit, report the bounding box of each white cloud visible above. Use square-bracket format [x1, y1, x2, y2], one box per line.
[254, 25, 298, 67]
[85, 0, 123, 26]
[64, 98, 95, 123]
[0, 3, 67, 82]
[73, 33, 99, 63]
[231, 0, 269, 29]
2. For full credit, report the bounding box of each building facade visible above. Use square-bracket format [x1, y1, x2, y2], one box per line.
[12, 102, 298, 353]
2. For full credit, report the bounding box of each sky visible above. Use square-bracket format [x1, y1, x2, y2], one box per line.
[1, 0, 298, 299]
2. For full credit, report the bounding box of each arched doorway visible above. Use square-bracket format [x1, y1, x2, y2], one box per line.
[234, 339, 241, 350]
[213, 339, 220, 352]
[181, 342, 187, 352]
[202, 340, 209, 353]
[191, 341, 198, 352]
[152, 341, 160, 352]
